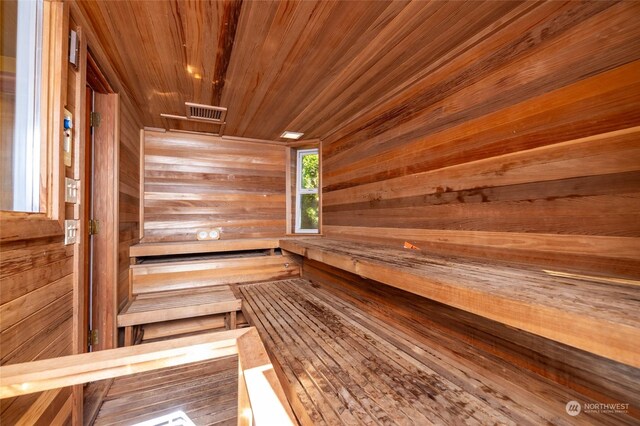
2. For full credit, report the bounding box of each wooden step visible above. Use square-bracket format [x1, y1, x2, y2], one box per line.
[117, 287, 241, 327]
[280, 238, 640, 367]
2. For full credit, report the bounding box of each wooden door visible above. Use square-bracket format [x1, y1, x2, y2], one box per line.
[91, 92, 119, 351]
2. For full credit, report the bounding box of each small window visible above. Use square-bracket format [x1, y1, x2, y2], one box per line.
[295, 148, 319, 233]
[1, 0, 44, 212]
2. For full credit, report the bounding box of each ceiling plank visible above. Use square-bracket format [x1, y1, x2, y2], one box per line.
[211, 0, 243, 107]
[75, 0, 593, 144]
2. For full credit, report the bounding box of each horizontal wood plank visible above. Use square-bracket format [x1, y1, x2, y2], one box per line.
[323, 225, 640, 278]
[142, 316, 227, 341]
[0, 330, 248, 398]
[323, 126, 640, 207]
[130, 238, 280, 257]
[131, 254, 299, 294]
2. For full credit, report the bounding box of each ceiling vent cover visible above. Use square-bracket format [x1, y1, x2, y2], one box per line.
[185, 102, 227, 123]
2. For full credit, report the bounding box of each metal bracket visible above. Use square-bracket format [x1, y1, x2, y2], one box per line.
[88, 329, 99, 346]
[89, 219, 100, 235]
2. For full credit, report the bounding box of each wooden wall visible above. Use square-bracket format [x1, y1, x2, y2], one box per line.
[1, 1, 143, 423]
[142, 131, 286, 242]
[1, 3, 74, 423]
[302, 259, 640, 419]
[322, 1, 640, 279]
[0, 232, 75, 425]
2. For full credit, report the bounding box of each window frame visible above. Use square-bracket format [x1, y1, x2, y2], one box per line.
[8, 0, 44, 213]
[0, 0, 67, 241]
[294, 148, 319, 234]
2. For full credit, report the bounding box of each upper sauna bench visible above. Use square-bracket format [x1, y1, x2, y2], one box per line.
[280, 237, 640, 368]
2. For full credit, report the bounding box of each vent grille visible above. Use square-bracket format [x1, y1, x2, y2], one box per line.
[185, 102, 227, 123]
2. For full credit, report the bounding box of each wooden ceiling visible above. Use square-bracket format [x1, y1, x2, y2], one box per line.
[76, 0, 525, 141]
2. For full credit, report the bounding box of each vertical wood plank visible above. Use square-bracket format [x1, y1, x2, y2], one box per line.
[285, 147, 292, 234]
[138, 129, 145, 240]
[92, 93, 119, 350]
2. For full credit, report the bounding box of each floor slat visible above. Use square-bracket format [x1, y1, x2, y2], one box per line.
[93, 356, 238, 426]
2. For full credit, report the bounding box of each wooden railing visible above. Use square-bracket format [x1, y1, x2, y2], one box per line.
[0, 328, 296, 425]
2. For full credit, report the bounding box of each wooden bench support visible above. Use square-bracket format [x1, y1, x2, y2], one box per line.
[225, 311, 237, 330]
[124, 326, 134, 347]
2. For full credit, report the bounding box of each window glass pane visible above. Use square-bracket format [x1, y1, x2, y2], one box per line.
[300, 153, 318, 190]
[1, 0, 43, 212]
[299, 193, 319, 230]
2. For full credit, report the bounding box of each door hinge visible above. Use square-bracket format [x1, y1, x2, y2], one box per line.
[88, 219, 99, 235]
[88, 329, 99, 346]
[90, 111, 101, 128]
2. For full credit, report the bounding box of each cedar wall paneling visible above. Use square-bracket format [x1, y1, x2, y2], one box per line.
[143, 132, 286, 242]
[322, 1, 640, 278]
[0, 236, 75, 424]
[0, 4, 143, 424]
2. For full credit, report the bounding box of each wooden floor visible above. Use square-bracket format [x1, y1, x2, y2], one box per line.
[239, 279, 636, 426]
[93, 356, 237, 426]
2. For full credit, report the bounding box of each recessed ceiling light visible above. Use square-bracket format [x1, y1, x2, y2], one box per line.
[280, 131, 304, 140]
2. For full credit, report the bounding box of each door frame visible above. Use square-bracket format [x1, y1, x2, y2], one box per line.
[69, 18, 120, 426]
[82, 84, 92, 354]
[78, 50, 119, 353]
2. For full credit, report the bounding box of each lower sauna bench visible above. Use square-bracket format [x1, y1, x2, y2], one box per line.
[92, 356, 238, 426]
[118, 286, 242, 345]
[239, 279, 636, 426]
